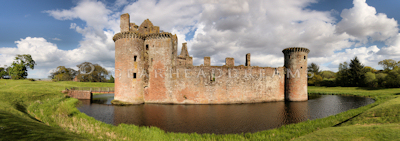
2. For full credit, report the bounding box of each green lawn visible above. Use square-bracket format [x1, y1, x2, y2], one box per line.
[1, 80, 399, 140]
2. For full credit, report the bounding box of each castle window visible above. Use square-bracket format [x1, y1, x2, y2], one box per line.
[144, 27, 147, 29]
[304, 56, 306, 59]
[133, 73, 137, 79]
[289, 55, 290, 59]
[134, 56, 137, 61]
[146, 44, 149, 50]
[211, 73, 215, 82]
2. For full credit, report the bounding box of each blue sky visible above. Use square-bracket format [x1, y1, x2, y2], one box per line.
[1, 0, 400, 78]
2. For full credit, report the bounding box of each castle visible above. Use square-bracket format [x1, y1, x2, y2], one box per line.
[112, 13, 310, 104]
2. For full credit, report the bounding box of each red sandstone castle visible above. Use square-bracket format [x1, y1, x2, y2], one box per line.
[112, 13, 309, 104]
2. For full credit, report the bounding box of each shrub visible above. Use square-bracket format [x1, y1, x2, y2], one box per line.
[320, 79, 336, 87]
[27, 78, 36, 81]
[308, 74, 323, 86]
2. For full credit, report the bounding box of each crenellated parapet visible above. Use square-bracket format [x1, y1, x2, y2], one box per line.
[113, 31, 144, 42]
[144, 32, 173, 40]
[113, 31, 173, 42]
[282, 47, 310, 54]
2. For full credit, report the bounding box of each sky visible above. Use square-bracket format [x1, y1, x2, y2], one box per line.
[1, 0, 400, 78]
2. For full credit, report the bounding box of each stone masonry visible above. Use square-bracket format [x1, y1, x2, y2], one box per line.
[113, 13, 310, 104]
[68, 90, 92, 100]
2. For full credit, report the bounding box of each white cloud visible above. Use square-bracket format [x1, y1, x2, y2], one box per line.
[0, 36, 115, 78]
[0, 37, 68, 78]
[378, 33, 400, 56]
[307, 46, 380, 71]
[189, 0, 353, 66]
[336, 0, 398, 44]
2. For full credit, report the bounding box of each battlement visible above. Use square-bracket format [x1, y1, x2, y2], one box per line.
[116, 13, 172, 42]
[282, 47, 310, 54]
[113, 31, 173, 42]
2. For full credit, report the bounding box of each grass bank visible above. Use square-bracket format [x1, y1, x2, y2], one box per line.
[1, 80, 399, 140]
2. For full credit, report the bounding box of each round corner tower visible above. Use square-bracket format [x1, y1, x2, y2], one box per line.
[282, 47, 310, 101]
[113, 13, 145, 104]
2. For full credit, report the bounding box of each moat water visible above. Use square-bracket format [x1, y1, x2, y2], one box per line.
[77, 94, 374, 134]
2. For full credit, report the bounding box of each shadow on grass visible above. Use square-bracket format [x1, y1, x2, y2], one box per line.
[0, 111, 85, 140]
[12, 102, 42, 123]
[355, 87, 391, 90]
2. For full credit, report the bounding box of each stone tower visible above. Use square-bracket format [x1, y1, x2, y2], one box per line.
[113, 13, 178, 104]
[113, 13, 145, 104]
[282, 47, 310, 101]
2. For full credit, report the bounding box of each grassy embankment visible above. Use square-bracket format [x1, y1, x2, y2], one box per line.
[0, 79, 399, 140]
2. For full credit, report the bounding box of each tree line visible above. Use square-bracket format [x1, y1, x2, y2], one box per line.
[0, 54, 114, 83]
[308, 57, 400, 88]
[49, 62, 114, 83]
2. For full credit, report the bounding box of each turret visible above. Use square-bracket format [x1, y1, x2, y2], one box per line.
[282, 47, 310, 101]
[113, 13, 145, 104]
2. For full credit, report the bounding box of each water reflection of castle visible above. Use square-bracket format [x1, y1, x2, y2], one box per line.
[112, 101, 309, 134]
[77, 95, 374, 134]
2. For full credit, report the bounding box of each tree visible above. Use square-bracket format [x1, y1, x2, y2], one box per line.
[376, 73, 388, 87]
[336, 62, 351, 86]
[364, 72, 377, 87]
[385, 68, 400, 88]
[308, 74, 323, 86]
[0, 67, 6, 79]
[349, 57, 365, 87]
[363, 66, 377, 73]
[9, 54, 36, 80]
[49, 66, 78, 81]
[0, 66, 11, 79]
[108, 75, 115, 83]
[307, 63, 321, 75]
[320, 70, 335, 79]
[378, 59, 399, 72]
[76, 62, 110, 82]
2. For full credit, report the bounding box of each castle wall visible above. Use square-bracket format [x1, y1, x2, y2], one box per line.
[113, 14, 309, 104]
[144, 37, 174, 103]
[186, 57, 193, 66]
[225, 58, 235, 67]
[115, 37, 145, 104]
[144, 66, 285, 104]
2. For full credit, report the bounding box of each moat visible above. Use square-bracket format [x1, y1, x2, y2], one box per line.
[77, 94, 374, 134]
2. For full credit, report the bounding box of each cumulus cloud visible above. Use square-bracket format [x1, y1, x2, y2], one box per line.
[336, 0, 398, 44]
[0, 37, 67, 77]
[0, 36, 115, 78]
[2, 0, 400, 78]
[378, 33, 400, 56]
[190, 0, 353, 66]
